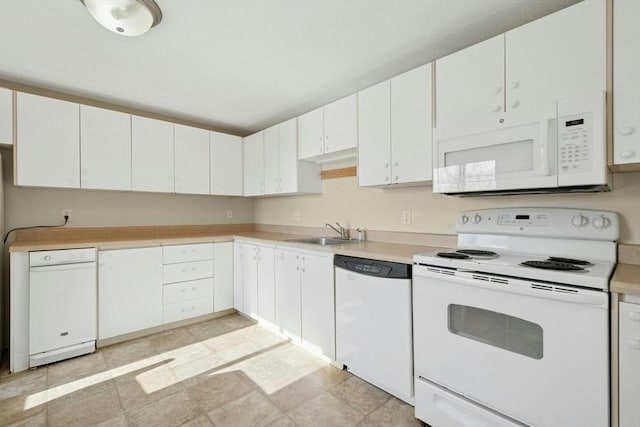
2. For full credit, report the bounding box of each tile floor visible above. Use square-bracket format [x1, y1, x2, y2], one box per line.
[0, 314, 421, 427]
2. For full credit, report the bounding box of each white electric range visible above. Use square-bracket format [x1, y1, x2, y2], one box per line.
[412, 207, 618, 427]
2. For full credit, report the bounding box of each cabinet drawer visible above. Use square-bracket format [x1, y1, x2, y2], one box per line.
[163, 260, 213, 284]
[163, 243, 214, 264]
[163, 297, 213, 324]
[163, 278, 213, 305]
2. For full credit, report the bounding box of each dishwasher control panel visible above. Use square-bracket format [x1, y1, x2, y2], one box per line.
[30, 248, 96, 267]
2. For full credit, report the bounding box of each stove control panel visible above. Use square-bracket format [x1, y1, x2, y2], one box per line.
[455, 208, 619, 241]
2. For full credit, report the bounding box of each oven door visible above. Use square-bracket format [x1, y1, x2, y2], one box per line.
[413, 265, 609, 427]
[433, 105, 558, 194]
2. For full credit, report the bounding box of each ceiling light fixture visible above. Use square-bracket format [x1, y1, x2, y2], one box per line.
[80, 0, 162, 37]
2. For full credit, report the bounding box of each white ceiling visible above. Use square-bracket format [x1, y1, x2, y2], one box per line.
[0, 0, 579, 135]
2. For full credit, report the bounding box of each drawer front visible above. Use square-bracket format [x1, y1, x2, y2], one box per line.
[163, 260, 213, 284]
[163, 278, 213, 304]
[163, 297, 213, 324]
[163, 243, 214, 264]
[620, 301, 640, 427]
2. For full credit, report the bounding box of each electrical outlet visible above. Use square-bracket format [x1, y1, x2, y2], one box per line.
[226, 210, 233, 219]
[293, 211, 301, 222]
[402, 210, 412, 225]
[61, 209, 72, 222]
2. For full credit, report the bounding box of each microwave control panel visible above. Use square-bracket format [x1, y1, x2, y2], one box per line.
[558, 112, 593, 173]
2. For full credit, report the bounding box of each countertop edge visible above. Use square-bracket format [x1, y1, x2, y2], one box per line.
[610, 263, 640, 296]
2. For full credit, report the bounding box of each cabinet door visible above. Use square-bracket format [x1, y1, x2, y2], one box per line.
[243, 131, 264, 196]
[98, 247, 163, 339]
[80, 105, 131, 191]
[323, 94, 357, 154]
[15, 93, 80, 188]
[391, 63, 433, 184]
[278, 118, 299, 193]
[620, 301, 640, 427]
[132, 116, 174, 193]
[506, 0, 606, 112]
[257, 245, 276, 327]
[298, 107, 324, 160]
[210, 131, 243, 195]
[263, 125, 279, 194]
[233, 242, 244, 311]
[613, 0, 640, 165]
[301, 253, 335, 359]
[435, 35, 504, 127]
[242, 244, 259, 319]
[358, 80, 391, 187]
[275, 249, 302, 343]
[174, 124, 210, 194]
[214, 242, 234, 312]
[0, 87, 12, 145]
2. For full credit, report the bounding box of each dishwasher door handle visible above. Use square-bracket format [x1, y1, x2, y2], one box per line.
[30, 262, 96, 273]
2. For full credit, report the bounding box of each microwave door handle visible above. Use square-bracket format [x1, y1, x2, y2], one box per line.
[538, 119, 551, 176]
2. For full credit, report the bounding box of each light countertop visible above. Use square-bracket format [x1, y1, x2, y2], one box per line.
[611, 264, 640, 296]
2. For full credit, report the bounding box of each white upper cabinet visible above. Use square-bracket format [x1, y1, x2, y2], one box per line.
[210, 131, 243, 195]
[263, 124, 280, 195]
[80, 105, 132, 191]
[435, 0, 605, 127]
[15, 93, 80, 188]
[613, 0, 640, 167]
[359, 64, 433, 187]
[131, 116, 175, 193]
[0, 87, 12, 145]
[505, 0, 605, 112]
[174, 124, 210, 194]
[243, 130, 264, 196]
[436, 35, 504, 127]
[298, 94, 358, 161]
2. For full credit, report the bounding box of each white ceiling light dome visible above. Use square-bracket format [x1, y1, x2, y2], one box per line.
[81, 0, 162, 37]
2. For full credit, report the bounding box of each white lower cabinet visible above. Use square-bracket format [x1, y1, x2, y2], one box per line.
[620, 301, 640, 427]
[213, 242, 234, 312]
[233, 240, 275, 327]
[275, 247, 335, 359]
[162, 243, 214, 324]
[98, 247, 163, 340]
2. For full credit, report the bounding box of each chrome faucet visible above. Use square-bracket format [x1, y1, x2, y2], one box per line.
[326, 222, 347, 239]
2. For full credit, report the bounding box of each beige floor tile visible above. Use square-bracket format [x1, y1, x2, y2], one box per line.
[358, 397, 421, 427]
[266, 376, 323, 413]
[0, 393, 47, 426]
[47, 381, 123, 427]
[161, 342, 214, 369]
[187, 319, 234, 341]
[47, 351, 110, 387]
[306, 365, 352, 389]
[6, 411, 47, 427]
[266, 416, 297, 427]
[203, 330, 263, 364]
[125, 390, 202, 427]
[102, 338, 160, 369]
[185, 370, 254, 413]
[207, 390, 284, 427]
[179, 414, 214, 427]
[114, 364, 184, 411]
[149, 328, 198, 354]
[170, 353, 225, 383]
[218, 314, 256, 330]
[239, 324, 289, 348]
[287, 391, 364, 427]
[0, 368, 48, 400]
[329, 376, 391, 415]
[94, 413, 129, 427]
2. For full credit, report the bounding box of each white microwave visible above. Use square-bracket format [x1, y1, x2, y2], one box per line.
[432, 91, 609, 196]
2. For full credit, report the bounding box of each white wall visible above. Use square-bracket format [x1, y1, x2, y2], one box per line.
[254, 171, 640, 244]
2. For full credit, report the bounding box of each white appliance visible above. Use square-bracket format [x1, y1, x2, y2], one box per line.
[413, 207, 617, 427]
[335, 255, 414, 404]
[433, 91, 608, 195]
[29, 248, 97, 367]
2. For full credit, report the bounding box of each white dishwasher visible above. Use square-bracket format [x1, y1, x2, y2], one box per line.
[334, 254, 414, 404]
[29, 248, 97, 367]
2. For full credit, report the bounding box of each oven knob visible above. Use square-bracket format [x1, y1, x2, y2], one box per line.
[472, 214, 482, 224]
[592, 215, 611, 230]
[571, 214, 589, 228]
[459, 214, 469, 225]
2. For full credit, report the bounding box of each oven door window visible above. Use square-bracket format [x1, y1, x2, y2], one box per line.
[448, 304, 543, 360]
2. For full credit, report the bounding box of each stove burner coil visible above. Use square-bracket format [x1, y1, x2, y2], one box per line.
[456, 249, 498, 257]
[437, 252, 470, 259]
[547, 257, 593, 266]
[521, 260, 585, 271]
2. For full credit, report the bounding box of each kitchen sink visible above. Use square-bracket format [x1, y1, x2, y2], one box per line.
[285, 237, 360, 246]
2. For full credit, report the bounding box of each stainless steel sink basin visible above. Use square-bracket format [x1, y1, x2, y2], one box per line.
[285, 237, 359, 246]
